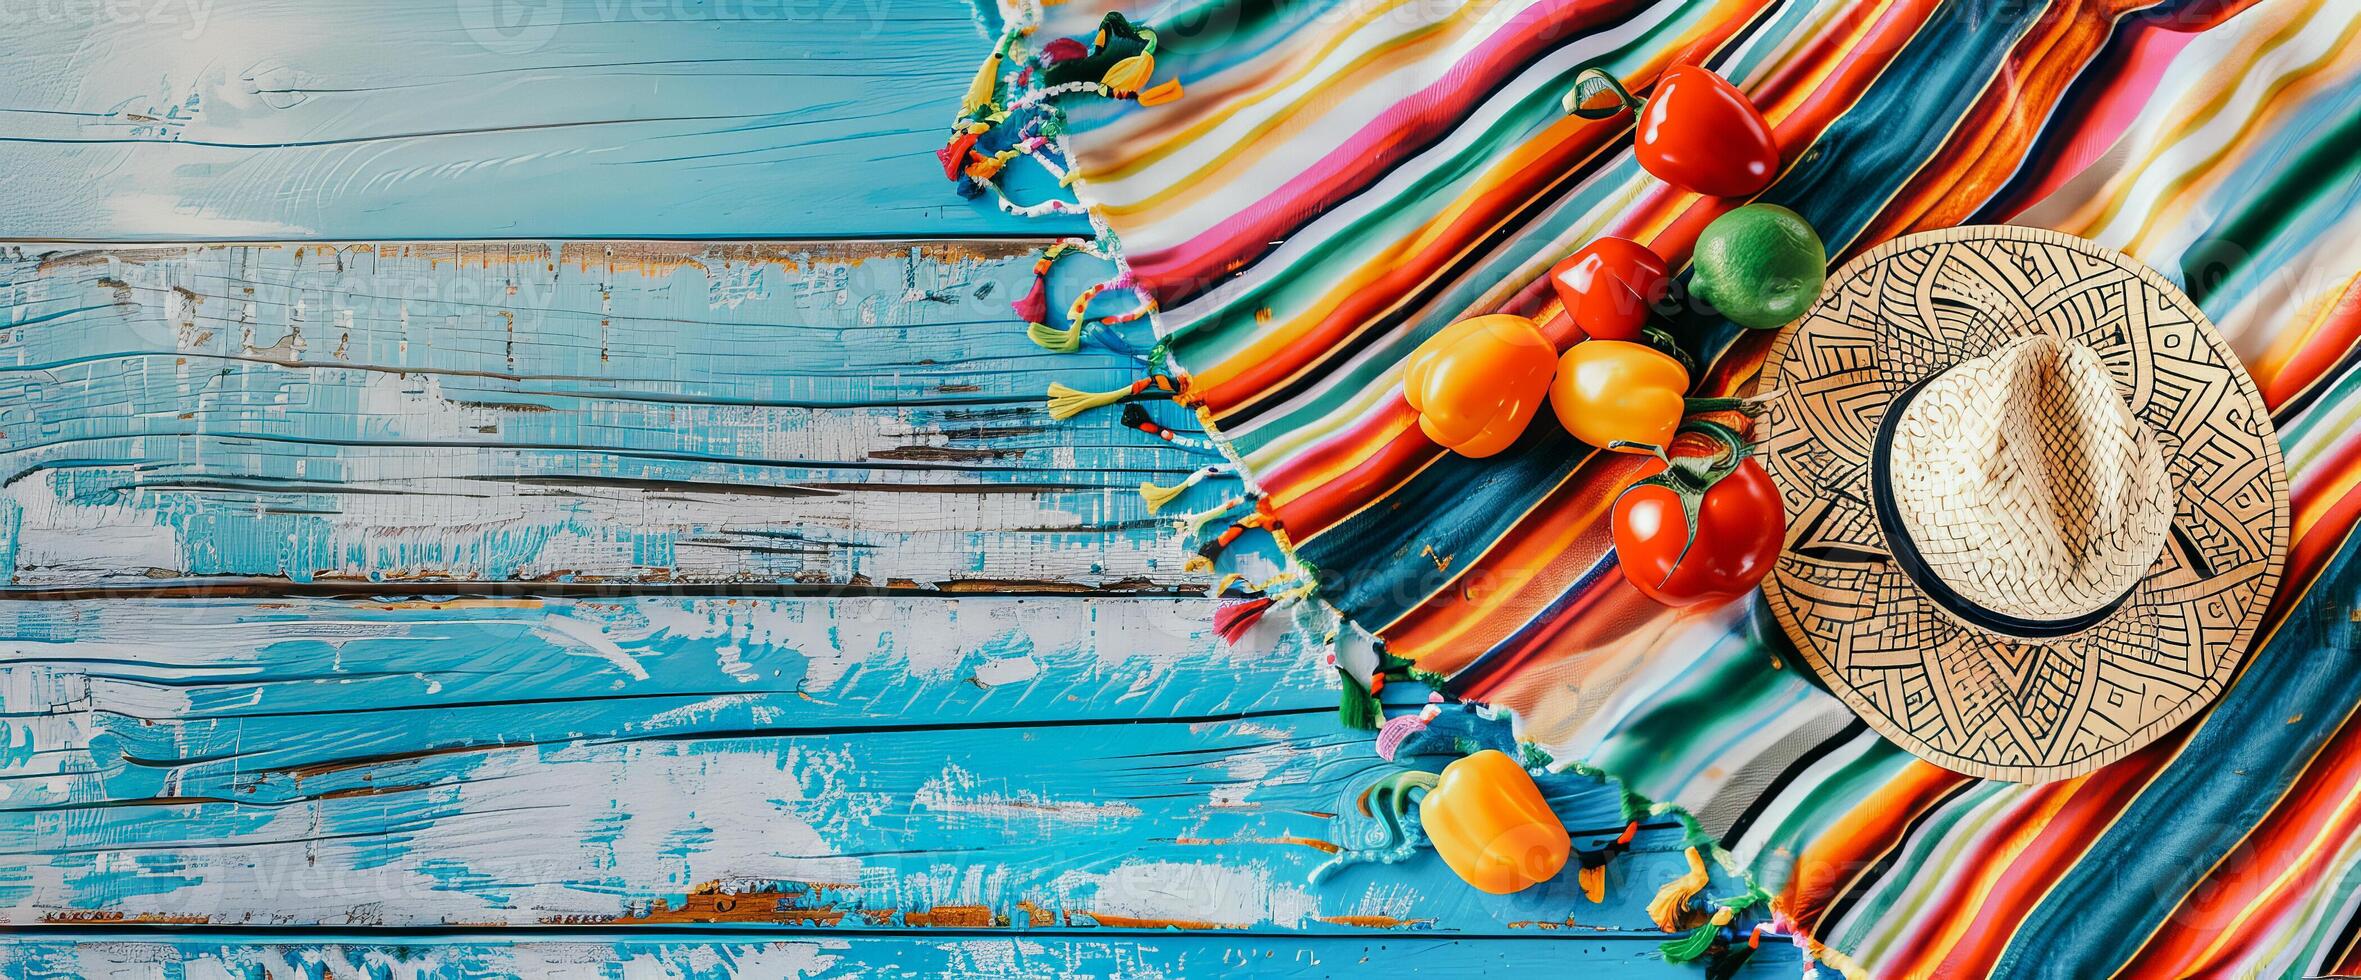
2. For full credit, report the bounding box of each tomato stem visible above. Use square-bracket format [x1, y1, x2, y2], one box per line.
[1616, 419, 1758, 585]
[1565, 67, 1647, 120]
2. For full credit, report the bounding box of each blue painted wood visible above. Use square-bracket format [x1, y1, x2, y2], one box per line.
[0, 931, 1806, 978]
[0, 241, 1163, 590]
[0, 596, 1758, 940]
[0, 1, 1786, 956]
[0, 0, 1084, 240]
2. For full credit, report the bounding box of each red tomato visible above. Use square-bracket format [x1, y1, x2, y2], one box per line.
[1611, 421, 1783, 606]
[1549, 238, 1670, 341]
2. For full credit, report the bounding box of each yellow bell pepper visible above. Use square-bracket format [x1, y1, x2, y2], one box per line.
[1365, 749, 1570, 893]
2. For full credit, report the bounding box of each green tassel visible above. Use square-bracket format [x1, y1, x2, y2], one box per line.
[1338, 668, 1383, 730]
[1658, 920, 1718, 963]
[1704, 938, 1757, 980]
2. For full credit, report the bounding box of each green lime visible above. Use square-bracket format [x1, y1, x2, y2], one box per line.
[1690, 204, 1826, 330]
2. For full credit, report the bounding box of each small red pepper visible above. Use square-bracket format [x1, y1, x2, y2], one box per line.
[1565, 65, 1778, 198]
[1549, 238, 1670, 341]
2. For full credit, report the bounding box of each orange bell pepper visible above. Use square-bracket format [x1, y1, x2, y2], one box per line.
[1365, 749, 1570, 893]
[1550, 339, 1690, 454]
[1402, 314, 1557, 458]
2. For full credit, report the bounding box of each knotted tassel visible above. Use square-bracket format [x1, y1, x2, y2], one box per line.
[1139, 462, 1235, 513]
[961, 40, 1005, 117]
[938, 130, 981, 182]
[1032, 274, 1157, 353]
[1039, 36, 1086, 64]
[1647, 846, 1711, 932]
[1122, 403, 1217, 454]
[1138, 78, 1184, 106]
[1100, 49, 1154, 96]
[1184, 511, 1259, 573]
[1215, 595, 1274, 644]
[1011, 275, 1049, 326]
[1173, 495, 1244, 539]
[1703, 924, 1764, 980]
[1575, 820, 1640, 903]
[1660, 904, 1736, 964]
[1028, 319, 1085, 353]
[1045, 374, 1179, 421]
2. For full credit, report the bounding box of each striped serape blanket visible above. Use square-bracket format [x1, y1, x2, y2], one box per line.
[945, 0, 2361, 973]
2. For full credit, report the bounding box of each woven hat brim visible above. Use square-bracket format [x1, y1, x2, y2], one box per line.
[1757, 225, 2290, 784]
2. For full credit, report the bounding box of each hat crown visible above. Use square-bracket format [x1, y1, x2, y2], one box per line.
[1885, 334, 2175, 626]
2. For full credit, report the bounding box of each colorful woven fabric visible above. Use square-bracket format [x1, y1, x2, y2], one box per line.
[953, 0, 2361, 973]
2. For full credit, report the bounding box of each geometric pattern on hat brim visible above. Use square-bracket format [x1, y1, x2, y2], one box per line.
[1758, 225, 2290, 783]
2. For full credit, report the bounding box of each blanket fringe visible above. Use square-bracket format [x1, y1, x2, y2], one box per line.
[1122, 403, 1220, 454]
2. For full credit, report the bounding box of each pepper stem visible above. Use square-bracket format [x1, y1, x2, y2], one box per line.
[1354, 770, 1440, 850]
[1565, 67, 1646, 119]
[1641, 325, 1697, 378]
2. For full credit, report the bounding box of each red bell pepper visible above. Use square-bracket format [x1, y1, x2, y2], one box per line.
[1565, 65, 1778, 198]
[1549, 237, 1670, 341]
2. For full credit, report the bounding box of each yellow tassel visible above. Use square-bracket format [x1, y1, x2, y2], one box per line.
[1174, 496, 1244, 538]
[1029, 321, 1084, 353]
[1101, 52, 1154, 96]
[1140, 479, 1191, 513]
[1646, 847, 1710, 932]
[961, 49, 1003, 117]
[1138, 78, 1184, 106]
[1579, 864, 1606, 904]
[1142, 463, 1230, 513]
[1046, 382, 1130, 420]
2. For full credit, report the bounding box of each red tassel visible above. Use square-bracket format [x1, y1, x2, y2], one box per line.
[1041, 37, 1086, 64]
[938, 131, 980, 182]
[1012, 275, 1049, 324]
[1214, 596, 1274, 645]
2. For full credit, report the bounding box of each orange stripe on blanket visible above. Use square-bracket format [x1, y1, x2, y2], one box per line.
[1865, 0, 2123, 245]
[1189, 112, 1626, 412]
[2117, 683, 2361, 977]
[1775, 762, 1975, 939]
[1906, 749, 2162, 976]
[2254, 273, 2361, 410]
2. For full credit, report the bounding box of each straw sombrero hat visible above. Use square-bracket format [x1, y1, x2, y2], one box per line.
[1758, 225, 2289, 783]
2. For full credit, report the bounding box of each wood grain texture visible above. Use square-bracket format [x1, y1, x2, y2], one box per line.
[0, 596, 1755, 938]
[0, 241, 1180, 592]
[0, 0, 1084, 240]
[0, 932, 1805, 977]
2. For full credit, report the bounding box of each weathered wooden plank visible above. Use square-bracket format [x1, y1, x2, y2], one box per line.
[0, 932, 1806, 978]
[0, 241, 1193, 591]
[0, 597, 1744, 936]
[0, 0, 1082, 241]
